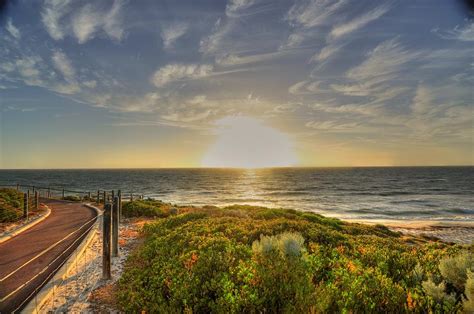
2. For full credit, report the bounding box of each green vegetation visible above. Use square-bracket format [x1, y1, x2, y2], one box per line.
[121, 199, 175, 218]
[0, 188, 24, 223]
[117, 201, 473, 313]
[62, 195, 82, 202]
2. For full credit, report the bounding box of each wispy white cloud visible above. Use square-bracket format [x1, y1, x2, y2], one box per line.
[41, 0, 72, 40]
[411, 85, 433, 115]
[42, 0, 125, 44]
[434, 22, 474, 42]
[347, 38, 421, 81]
[310, 43, 342, 62]
[103, 0, 125, 41]
[329, 4, 389, 39]
[83, 80, 97, 88]
[161, 22, 188, 50]
[72, 1, 124, 44]
[226, 0, 256, 17]
[216, 51, 284, 66]
[286, 0, 347, 29]
[151, 64, 214, 87]
[281, 0, 347, 49]
[305, 120, 361, 132]
[72, 4, 102, 44]
[6, 19, 21, 39]
[51, 51, 75, 80]
[288, 80, 327, 95]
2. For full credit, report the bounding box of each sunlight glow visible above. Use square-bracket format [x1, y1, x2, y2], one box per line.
[202, 116, 298, 168]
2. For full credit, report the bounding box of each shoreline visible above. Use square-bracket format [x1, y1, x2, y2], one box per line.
[345, 218, 474, 244]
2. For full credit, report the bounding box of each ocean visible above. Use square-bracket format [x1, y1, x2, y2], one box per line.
[0, 167, 473, 223]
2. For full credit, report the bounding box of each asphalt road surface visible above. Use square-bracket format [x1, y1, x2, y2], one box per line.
[0, 199, 97, 313]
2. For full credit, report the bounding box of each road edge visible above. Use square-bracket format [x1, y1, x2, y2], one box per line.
[21, 203, 101, 314]
[0, 205, 52, 245]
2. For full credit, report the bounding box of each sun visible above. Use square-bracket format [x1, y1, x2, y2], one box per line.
[201, 116, 298, 168]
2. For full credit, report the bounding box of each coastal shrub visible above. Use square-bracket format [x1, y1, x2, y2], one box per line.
[439, 252, 474, 291]
[0, 188, 23, 223]
[117, 204, 472, 313]
[463, 271, 474, 313]
[62, 195, 81, 202]
[121, 199, 171, 218]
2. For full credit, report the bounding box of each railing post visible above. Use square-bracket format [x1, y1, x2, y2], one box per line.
[23, 193, 28, 219]
[88, 192, 91, 201]
[32, 186, 35, 193]
[103, 203, 112, 280]
[130, 193, 133, 202]
[103, 191, 107, 205]
[118, 190, 122, 222]
[35, 191, 39, 210]
[112, 197, 119, 257]
[97, 190, 100, 204]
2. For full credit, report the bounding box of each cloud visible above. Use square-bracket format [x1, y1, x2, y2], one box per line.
[411, 85, 433, 114]
[329, 4, 389, 39]
[305, 120, 361, 132]
[6, 19, 21, 39]
[310, 43, 342, 62]
[435, 22, 474, 42]
[161, 22, 188, 50]
[72, 4, 102, 44]
[151, 63, 214, 87]
[51, 51, 75, 80]
[288, 80, 327, 95]
[286, 0, 347, 29]
[72, 1, 124, 44]
[347, 38, 421, 81]
[83, 80, 97, 88]
[216, 51, 284, 66]
[103, 0, 125, 41]
[281, 0, 347, 49]
[42, 0, 124, 44]
[41, 0, 72, 40]
[199, 18, 233, 55]
[226, 0, 257, 17]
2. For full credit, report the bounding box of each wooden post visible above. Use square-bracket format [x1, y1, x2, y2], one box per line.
[88, 192, 91, 200]
[130, 193, 133, 202]
[32, 186, 35, 193]
[103, 191, 107, 205]
[97, 190, 100, 204]
[62, 189, 65, 199]
[35, 191, 39, 210]
[16, 183, 19, 191]
[112, 196, 119, 257]
[23, 193, 28, 219]
[103, 203, 112, 280]
[118, 190, 122, 222]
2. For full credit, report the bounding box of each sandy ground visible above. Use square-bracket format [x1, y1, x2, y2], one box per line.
[38, 218, 148, 313]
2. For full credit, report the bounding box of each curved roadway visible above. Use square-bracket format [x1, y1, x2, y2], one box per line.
[0, 199, 97, 313]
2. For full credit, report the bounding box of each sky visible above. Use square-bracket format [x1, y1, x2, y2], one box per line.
[0, 0, 473, 168]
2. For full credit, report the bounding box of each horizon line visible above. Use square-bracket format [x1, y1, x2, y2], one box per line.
[1, 165, 473, 171]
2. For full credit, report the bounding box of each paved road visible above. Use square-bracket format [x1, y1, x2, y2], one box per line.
[0, 199, 97, 313]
